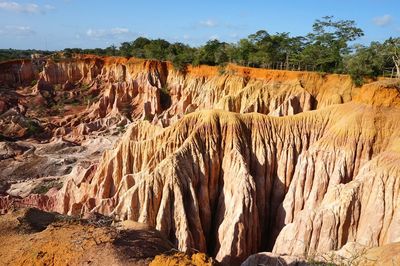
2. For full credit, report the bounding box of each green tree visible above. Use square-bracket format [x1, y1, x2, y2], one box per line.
[384, 38, 400, 78]
[344, 43, 384, 86]
[105, 45, 118, 56]
[167, 42, 195, 71]
[345, 38, 400, 84]
[131, 37, 151, 58]
[303, 16, 364, 72]
[143, 39, 170, 60]
[236, 39, 257, 66]
[119, 42, 133, 57]
[194, 39, 227, 66]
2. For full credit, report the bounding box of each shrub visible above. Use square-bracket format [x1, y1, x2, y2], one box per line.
[83, 94, 96, 105]
[26, 120, 43, 136]
[81, 83, 90, 91]
[218, 65, 227, 76]
[32, 180, 63, 194]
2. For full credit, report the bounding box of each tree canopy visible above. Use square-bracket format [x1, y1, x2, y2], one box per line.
[1, 16, 399, 85]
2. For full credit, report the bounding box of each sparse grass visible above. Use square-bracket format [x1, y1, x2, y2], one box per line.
[26, 120, 43, 136]
[143, 114, 153, 121]
[49, 102, 65, 115]
[83, 94, 96, 105]
[81, 83, 90, 91]
[218, 65, 237, 76]
[51, 54, 62, 63]
[31, 180, 63, 195]
[68, 99, 81, 106]
[304, 246, 372, 266]
[117, 125, 126, 134]
[218, 65, 227, 76]
[35, 105, 46, 117]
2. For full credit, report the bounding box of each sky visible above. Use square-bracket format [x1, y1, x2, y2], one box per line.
[0, 0, 399, 50]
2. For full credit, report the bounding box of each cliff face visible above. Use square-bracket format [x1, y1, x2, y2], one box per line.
[55, 77, 400, 264]
[1, 55, 354, 142]
[36, 56, 355, 123]
[45, 57, 354, 121]
[0, 60, 35, 86]
[1, 56, 399, 265]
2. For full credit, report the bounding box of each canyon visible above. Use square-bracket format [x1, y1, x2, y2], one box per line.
[0, 54, 399, 265]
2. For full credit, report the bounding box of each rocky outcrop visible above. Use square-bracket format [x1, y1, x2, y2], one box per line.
[0, 59, 35, 86]
[241, 252, 307, 266]
[54, 78, 400, 265]
[1, 56, 399, 265]
[0, 55, 355, 142]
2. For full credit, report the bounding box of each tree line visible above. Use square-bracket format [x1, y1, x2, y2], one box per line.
[1, 16, 399, 85]
[0, 49, 53, 62]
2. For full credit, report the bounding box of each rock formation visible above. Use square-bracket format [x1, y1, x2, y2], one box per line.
[1, 55, 399, 265]
[1, 55, 355, 142]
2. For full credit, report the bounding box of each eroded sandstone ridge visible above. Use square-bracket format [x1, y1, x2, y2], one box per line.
[0, 54, 355, 141]
[1, 55, 399, 265]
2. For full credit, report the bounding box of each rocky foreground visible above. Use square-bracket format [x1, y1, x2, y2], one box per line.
[0, 55, 399, 265]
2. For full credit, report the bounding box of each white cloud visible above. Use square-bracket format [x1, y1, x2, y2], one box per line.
[110, 27, 129, 35]
[0, 25, 35, 36]
[373, 14, 393, 26]
[86, 27, 133, 40]
[0, 1, 54, 14]
[209, 34, 219, 40]
[200, 19, 218, 28]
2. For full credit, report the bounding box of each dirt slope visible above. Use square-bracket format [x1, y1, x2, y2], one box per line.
[0, 208, 214, 266]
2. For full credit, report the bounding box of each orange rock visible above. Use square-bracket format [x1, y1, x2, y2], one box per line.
[1, 55, 399, 265]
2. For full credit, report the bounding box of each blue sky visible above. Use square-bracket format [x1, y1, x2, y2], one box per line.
[0, 0, 399, 50]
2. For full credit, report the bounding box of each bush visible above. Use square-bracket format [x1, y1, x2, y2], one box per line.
[172, 58, 188, 73]
[49, 102, 65, 115]
[32, 180, 63, 194]
[81, 83, 90, 91]
[26, 120, 43, 136]
[218, 65, 227, 75]
[83, 94, 96, 105]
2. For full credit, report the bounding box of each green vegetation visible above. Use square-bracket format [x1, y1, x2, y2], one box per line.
[117, 125, 126, 134]
[0, 49, 53, 62]
[344, 38, 400, 85]
[143, 114, 153, 122]
[83, 94, 96, 105]
[2, 16, 399, 85]
[31, 180, 63, 194]
[49, 101, 65, 115]
[26, 119, 43, 136]
[81, 83, 90, 91]
[61, 17, 399, 84]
